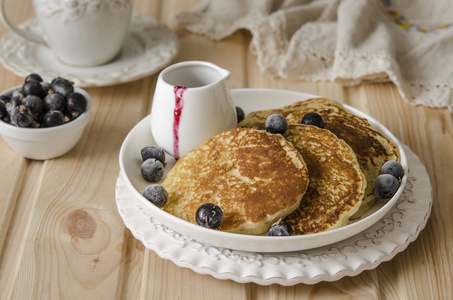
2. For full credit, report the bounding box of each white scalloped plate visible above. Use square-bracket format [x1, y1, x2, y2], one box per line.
[116, 145, 431, 285]
[118, 89, 408, 253]
[0, 13, 179, 87]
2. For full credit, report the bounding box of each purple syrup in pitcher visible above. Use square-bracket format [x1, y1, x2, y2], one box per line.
[173, 86, 187, 159]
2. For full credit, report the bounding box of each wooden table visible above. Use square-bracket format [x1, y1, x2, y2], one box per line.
[0, 1, 451, 299]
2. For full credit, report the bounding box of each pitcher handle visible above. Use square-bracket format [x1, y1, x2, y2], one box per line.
[0, 0, 46, 45]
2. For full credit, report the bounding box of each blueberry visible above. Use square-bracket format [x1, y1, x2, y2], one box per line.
[141, 146, 166, 165]
[11, 105, 33, 127]
[2, 115, 10, 123]
[265, 114, 288, 134]
[41, 81, 51, 93]
[141, 158, 164, 182]
[236, 106, 245, 123]
[381, 160, 404, 180]
[25, 73, 43, 83]
[268, 219, 294, 236]
[10, 94, 23, 107]
[21, 80, 45, 98]
[373, 174, 399, 199]
[142, 184, 168, 208]
[51, 77, 74, 97]
[195, 203, 224, 229]
[0, 99, 7, 119]
[66, 92, 87, 118]
[44, 93, 65, 111]
[0, 94, 11, 103]
[301, 112, 325, 128]
[23, 95, 43, 120]
[42, 110, 66, 127]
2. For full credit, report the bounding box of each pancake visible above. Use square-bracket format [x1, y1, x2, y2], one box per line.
[240, 97, 400, 218]
[283, 125, 366, 235]
[286, 108, 399, 218]
[237, 97, 346, 130]
[162, 127, 310, 235]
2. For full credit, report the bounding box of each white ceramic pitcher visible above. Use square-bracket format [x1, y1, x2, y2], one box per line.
[151, 61, 237, 159]
[0, 0, 133, 67]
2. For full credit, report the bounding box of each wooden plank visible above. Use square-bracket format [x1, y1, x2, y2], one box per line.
[142, 250, 249, 300]
[118, 236, 146, 299]
[0, 149, 26, 252]
[0, 160, 43, 299]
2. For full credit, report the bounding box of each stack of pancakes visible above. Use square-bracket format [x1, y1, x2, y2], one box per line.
[162, 98, 400, 235]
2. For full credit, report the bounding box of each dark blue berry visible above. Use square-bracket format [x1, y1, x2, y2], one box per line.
[10, 94, 23, 107]
[301, 112, 324, 128]
[0, 94, 11, 103]
[142, 184, 168, 208]
[42, 110, 66, 127]
[236, 106, 245, 123]
[44, 93, 65, 111]
[265, 114, 288, 134]
[41, 81, 50, 93]
[11, 105, 33, 127]
[373, 174, 399, 199]
[141, 158, 164, 182]
[23, 95, 43, 120]
[25, 73, 43, 83]
[21, 80, 45, 98]
[141, 146, 166, 165]
[51, 77, 74, 97]
[2, 115, 10, 123]
[381, 160, 404, 180]
[66, 92, 87, 118]
[0, 99, 7, 119]
[196, 203, 224, 229]
[268, 220, 294, 236]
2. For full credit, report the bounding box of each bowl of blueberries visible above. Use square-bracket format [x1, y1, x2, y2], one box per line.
[0, 73, 91, 160]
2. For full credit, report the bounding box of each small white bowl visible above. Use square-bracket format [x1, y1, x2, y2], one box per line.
[0, 85, 91, 160]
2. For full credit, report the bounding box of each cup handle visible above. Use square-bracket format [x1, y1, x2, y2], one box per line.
[0, 0, 46, 45]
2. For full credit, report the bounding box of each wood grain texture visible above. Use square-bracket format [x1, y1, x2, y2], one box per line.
[0, 0, 452, 299]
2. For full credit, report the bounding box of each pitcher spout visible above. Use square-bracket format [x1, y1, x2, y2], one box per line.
[216, 66, 230, 81]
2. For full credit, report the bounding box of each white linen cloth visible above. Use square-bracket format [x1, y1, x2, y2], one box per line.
[171, 0, 453, 112]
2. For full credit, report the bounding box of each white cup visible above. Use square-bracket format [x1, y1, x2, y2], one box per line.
[0, 0, 133, 67]
[151, 61, 237, 159]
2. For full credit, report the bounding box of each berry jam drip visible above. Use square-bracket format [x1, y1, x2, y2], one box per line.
[173, 86, 187, 159]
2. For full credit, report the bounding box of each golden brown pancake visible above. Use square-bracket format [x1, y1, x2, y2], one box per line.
[240, 97, 400, 218]
[286, 108, 399, 218]
[283, 125, 366, 235]
[162, 127, 310, 235]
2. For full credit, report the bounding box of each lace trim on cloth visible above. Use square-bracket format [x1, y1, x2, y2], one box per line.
[333, 49, 453, 110]
[171, 0, 453, 112]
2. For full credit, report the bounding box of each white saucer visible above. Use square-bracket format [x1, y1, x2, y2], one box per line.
[0, 13, 179, 87]
[116, 145, 432, 285]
